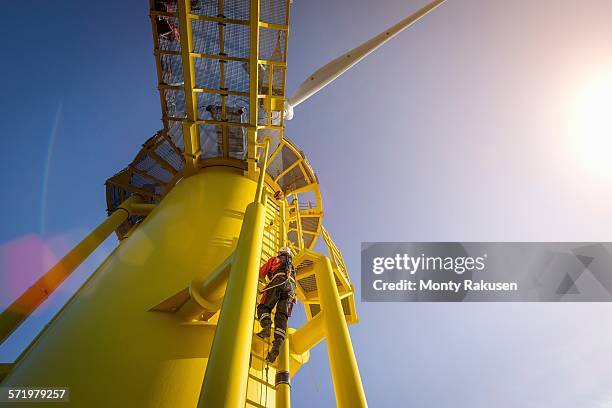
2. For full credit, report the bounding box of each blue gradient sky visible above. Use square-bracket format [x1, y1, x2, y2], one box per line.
[2, 0, 612, 406]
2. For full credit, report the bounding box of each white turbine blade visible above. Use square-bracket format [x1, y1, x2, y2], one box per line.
[286, 0, 447, 115]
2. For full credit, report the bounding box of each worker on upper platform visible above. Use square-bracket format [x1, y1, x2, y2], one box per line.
[154, 0, 200, 41]
[256, 247, 297, 363]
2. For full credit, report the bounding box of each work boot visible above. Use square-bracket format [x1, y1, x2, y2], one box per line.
[266, 347, 280, 363]
[266, 339, 282, 363]
[256, 326, 271, 339]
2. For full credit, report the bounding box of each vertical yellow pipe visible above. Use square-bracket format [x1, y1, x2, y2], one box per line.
[246, 0, 260, 177]
[0, 195, 140, 345]
[315, 254, 368, 407]
[198, 200, 267, 407]
[279, 199, 287, 247]
[255, 139, 270, 204]
[177, 0, 200, 173]
[275, 336, 291, 408]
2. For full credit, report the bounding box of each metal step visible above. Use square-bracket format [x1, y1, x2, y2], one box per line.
[249, 373, 275, 389]
[245, 398, 268, 408]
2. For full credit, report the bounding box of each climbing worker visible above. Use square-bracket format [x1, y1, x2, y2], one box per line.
[256, 247, 297, 363]
[155, 1, 180, 41]
[154, 1, 200, 41]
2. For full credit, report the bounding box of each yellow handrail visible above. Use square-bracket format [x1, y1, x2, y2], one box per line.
[254, 138, 271, 204]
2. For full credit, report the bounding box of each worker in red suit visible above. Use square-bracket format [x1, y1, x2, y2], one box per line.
[256, 247, 297, 363]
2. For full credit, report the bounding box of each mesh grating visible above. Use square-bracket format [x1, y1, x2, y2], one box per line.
[296, 259, 314, 270]
[224, 60, 250, 92]
[160, 54, 184, 86]
[309, 304, 321, 317]
[272, 65, 285, 96]
[258, 64, 270, 95]
[195, 57, 220, 89]
[155, 139, 184, 171]
[147, 163, 174, 183]
[224, 24, 250, 58]
[107, 182, 124, 209]
[227, 125, 247, 159]
[278, 164, 308, 192]
[135, 154, 173, 183]
[341, 297, 350, 316]
[257, 103, 269, 126]
[167, 121, 185, 150]
[197, 92, 223, 120]
[226, 94, 250, 123]
[260, 0, 288, 25]
[302, 233, 315, 249]
[259, 27, 286, 61]
[164, 89, 187, 118]
[199, 124, 223, 158]
[287, 230, 298, 245]
[267, 145, 298, 179]
[223, 0, 249, 20]
[298, 275, 317, 293]
[134, 154, 157, 174]
[300, 217, 319, 232]
[191, 0, 217, 17]
[191, 19, 220, 54]
[130, 173, 163, 195]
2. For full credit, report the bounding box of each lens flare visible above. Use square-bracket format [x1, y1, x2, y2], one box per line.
[570, 71, 612, 175]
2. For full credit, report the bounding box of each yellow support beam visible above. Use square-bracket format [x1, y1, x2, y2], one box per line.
[197, 200, 267, 407]
[247, 0, 260, 177]
[313, 252, 368, 408]
[129, 203, 156, 216]
[276, 337, 291, 408]
[0, 195, 141, 345]
[255, 139, 271, 204]
[177, 0, 201, 172]
[289, 311, 325, 355]
[280, 199, 287, 247]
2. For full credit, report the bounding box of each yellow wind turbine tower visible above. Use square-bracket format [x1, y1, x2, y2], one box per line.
[0, 0, 446, 406]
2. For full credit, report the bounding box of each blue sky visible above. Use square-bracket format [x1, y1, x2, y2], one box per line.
[2, 0, 612, 406]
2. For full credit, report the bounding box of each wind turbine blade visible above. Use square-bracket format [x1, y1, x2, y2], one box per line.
[287, 0, 446, 112]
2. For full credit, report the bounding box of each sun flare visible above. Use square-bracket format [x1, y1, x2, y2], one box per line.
[570, 71, 612, 175]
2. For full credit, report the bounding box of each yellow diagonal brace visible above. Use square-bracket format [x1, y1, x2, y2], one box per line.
[0, 195, 141, 345]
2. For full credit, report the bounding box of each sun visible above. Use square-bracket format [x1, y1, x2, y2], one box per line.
[570, 71, 612, 175]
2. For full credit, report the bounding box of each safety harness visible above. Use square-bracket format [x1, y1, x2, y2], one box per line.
[259, 255, 296, 294]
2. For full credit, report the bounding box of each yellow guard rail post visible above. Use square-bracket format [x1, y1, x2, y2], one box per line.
[314, 253, 368, 407]
[0, 195, 141, 345]
[198, 139, 270, 407]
